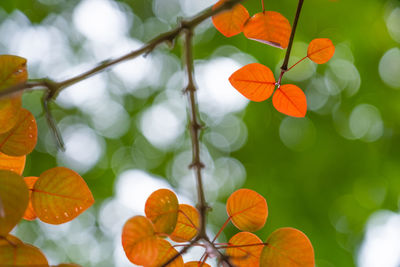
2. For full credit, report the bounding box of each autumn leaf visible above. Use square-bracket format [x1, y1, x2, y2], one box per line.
[226, 188, 268, 232]
[169, 204, 200, 242]
[307, 38, 335, 64]
[226, 232, 263, 267]
[272, 84, 307, 117]
[122, 216, 159, 266]
[31, 167, 94, 224]
[243, 12, 291, 49]
[0, 55, 27, 134]
[145, 189, 179, 235]
[146, 238, 184, 267]
[23, 176, 38, 221]
[0, 170, 29, 236]
[0, 97, 21, 135]
[0, 108, 37, 156]
[0, 152, 25, 175]
[0, 234, 23, 246]
[0, 240, 49, 266]
[229, 63, 276, 102]
[212, 0, 250, 37]
[260, 227, 315, 267]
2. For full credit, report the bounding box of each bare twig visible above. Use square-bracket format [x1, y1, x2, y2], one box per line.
[183, 28, 208, 237]
[42, 93, 65, 151]
[277, 0, 304, 85]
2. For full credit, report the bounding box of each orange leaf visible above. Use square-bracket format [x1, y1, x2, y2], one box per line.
[0, 55, 27, 134]
[0, 234, 23, 246]
[0, 97, 22, 135]
[0, 152, 25, 175]
[0, 108, 37, 156]
[146, 238, 184, 267]
[170, 204, 200, 242]
[0, 170, 28, 236]
[23, 176, 38, 221]
[122, 216, 159, 266]
[0, 241, 49, 266]
[272, 84, 307, 117]
[226, 189, 268, 232]
[243, 12, 291, 49]
[307, 38, 335, 64]
[184, 262, 211, 267]
[229, 63, 276, 102]
[226, 232, 263, 267]
[0, 55, 28, 92]
[260, 227, 314, 267]
[145, 189, 179, 235]
[212, 0, 249, 37]
[31, 167, 94, 224]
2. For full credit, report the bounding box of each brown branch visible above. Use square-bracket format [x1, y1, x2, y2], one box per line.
[183, 28, 208, 238]
[277, 0, 304, 85]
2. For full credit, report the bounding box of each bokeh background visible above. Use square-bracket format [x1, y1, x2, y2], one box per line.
[1, 0, 400, 266]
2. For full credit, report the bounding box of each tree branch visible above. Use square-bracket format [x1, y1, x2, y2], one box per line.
[183, 28, 208, 238]
[277, 0, 304, 85]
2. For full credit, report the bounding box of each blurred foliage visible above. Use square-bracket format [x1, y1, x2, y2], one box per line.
[1, 0, 400, 266]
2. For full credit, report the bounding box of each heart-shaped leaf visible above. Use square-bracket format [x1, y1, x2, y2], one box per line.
[0, 108, 37, 156]
[31, 167, 94, 224]
[212, 0, 250, 37]
[307, 38, 335, 64]
[260, 227, 314, 267]
[272, 84, 307, 117]
[0, 55, 27, 134]
[147, 238, 184, 267]
[226, 232, 263, 267]
[23, 176, 38, 221]
[0, 152, 25, 175]
[229, 63, 276, 102]
[145, 189, 179, 235]
[0, 241, 49, 266]
[122, 216, 159, 266]
[243, 12, 291, 49]
[0, 170, 28, 236]
[226, 189, 268, 232]
[169, 204, 199, 242]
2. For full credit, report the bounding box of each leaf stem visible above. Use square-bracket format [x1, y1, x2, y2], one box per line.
[211, 216, 231, 243]
[287, 55, 308, 71]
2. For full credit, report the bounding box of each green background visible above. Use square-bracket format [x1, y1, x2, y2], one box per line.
[1, 0, 400, 266]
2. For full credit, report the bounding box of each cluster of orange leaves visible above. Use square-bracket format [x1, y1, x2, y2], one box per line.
[212, 0, 335, 117]
[0, 55, 93, 266]
[121, 188, 314, 267]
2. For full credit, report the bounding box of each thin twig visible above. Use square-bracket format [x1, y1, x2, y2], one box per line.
[183, 28, 208, 238]
[161, 238, 198, 267]
[277, 0, 304, 85]
[42, 93, 65, 151]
